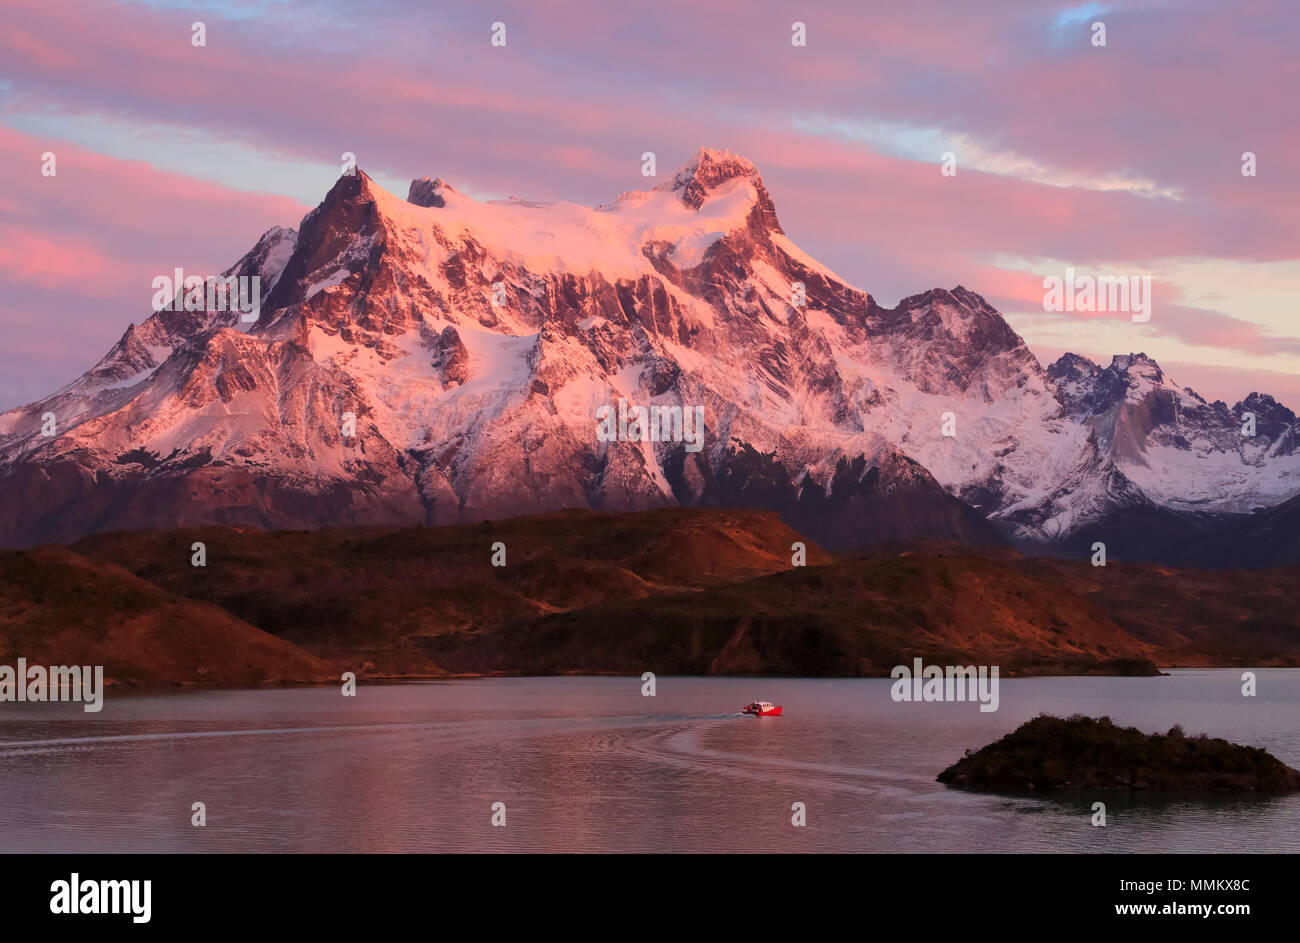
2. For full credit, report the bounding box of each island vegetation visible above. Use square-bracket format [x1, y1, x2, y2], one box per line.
[938, 714, 1300, 792]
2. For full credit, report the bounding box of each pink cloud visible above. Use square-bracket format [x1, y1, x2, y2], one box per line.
[1, 0, 1296, 413]
[0, 228, 122, 289]
[0, 125, 305, 408]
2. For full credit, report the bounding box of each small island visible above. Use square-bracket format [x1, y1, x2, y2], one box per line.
[938, 714, 1300, 792]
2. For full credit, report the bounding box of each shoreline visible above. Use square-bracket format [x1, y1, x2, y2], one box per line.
[75, 663, 1296, 694]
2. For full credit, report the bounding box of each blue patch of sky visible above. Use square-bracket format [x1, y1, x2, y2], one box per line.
[1050, 3, 1111, 44]
[5, 112, 335, 205]
[121, 0, 292, 20]
[4, 110, 503, 208]
[791, 114, 951, 164]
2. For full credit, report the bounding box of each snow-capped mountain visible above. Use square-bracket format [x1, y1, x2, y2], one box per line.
[0, 148, 1295, 558]
[1047, 352, 1300, 514]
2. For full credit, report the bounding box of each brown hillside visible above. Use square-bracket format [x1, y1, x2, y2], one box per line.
[1014, 556, 1300, 667]
[56, 508, 1300, 680]
[72, 508, 833, 674]
[428, 552, 1160, 676]
[0, 546, 334, 686]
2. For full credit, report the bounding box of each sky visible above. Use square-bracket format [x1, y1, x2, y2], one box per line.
[2, 0, 1297, 411]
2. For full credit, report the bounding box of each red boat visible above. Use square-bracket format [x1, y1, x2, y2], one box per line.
[741, 700, 782, 716]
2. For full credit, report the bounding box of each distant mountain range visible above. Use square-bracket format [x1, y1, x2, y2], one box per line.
[1, 148, 1295, 563]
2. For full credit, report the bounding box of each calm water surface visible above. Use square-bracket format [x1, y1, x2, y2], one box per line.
[1, 670, 1296, 852]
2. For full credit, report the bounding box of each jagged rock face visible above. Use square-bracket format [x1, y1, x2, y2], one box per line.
[407, 177, 447, 208]
[1047, 352, 1300, 514]
[431, 326, 470, 386]
[0, 148, 1294, 552]
[1045, 352, 1103, 420]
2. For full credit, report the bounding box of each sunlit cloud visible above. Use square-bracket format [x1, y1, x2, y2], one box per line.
[793, 115, 1182, 199]
[0, 0, 1296, 411]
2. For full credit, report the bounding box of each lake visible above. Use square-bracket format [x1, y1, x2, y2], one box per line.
[1, 670, 1297, 852]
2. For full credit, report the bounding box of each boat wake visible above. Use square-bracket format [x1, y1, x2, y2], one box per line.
[0, 711, 918, 803]
[582, 719, 924, 798]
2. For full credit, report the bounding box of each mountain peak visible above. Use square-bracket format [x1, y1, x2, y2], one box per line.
[1047, 352, 1100, 379]
[1053, 351, 1100, 369]
[408, 176, 455, 208]
[668, 147, 760, 200]
[1110, 352, 1161, 373]
[1237, 391, 1296, 424]
[657, 147, 783, 233]
[899, 285, 996, 312]
[672, 146, 757, 180]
